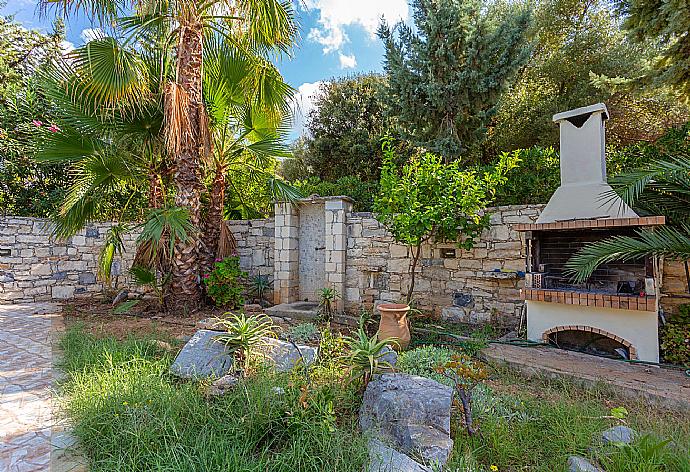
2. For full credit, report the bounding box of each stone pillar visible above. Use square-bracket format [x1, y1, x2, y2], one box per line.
[324, 197, 353, 312]
[274, 202, 299, 304]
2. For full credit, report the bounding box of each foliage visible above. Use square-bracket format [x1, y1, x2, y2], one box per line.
[435, 354, 489, 435]
[565, 128, 690, 281]
[597, 433, 690, 471]
[291, 176, 379, 212]
[317, 287, 340, 321]
[378, 0, 531, 160]
[374, 138, 519, 302]
[57, 325, 367, 471]
[293, 74, 391, 181]
[616, 0, 690, 98]
[97, 224, 126, 289]
[249, 274, 273, 306]
[486, 147, 560, 205]
[489, 0, 688, 154]
[343, 328, 396, 388]
[284, 323, 320, 344]
[130, 266, 169, 310]
[397, 345, 455, 386]
[203, 256, 247, 308]
[213, 313, 275, 373]
[134, 207, 194, 271]
[660, 305, 690, 367]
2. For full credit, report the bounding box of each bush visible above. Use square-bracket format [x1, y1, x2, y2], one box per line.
[284, 322, 319, 344]
[397, 345, 455, 386]
[292, 176, 378, 212]
[203, 256, 247, 307]
[661, 304, 690, 367]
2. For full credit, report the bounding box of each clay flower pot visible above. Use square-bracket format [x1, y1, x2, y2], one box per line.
[377, 303, 411, 350]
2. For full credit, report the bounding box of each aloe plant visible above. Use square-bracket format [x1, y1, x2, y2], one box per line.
[213, 313, 276, 374]
[344, 328, 397, 388]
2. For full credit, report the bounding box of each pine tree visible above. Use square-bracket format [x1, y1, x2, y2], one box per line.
[378, 0, 532, 161]
[618, 0, 690, 98]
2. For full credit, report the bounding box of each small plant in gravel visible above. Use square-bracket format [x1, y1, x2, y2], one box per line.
[203, 256, 247, 308]
[213, 313, 275, 374]
[435, 354, 489, 436]
[344, 328, 397, 388]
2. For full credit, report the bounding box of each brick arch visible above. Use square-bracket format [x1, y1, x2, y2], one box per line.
[542, 325, 638, 360]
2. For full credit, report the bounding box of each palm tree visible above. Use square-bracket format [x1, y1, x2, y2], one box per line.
[565, 151, 690, 284]
[40, 0, 297, 309]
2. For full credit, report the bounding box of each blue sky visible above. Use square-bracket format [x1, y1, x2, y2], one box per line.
[1, 0, 410, 138]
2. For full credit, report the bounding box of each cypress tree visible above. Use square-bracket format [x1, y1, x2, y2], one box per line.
[378, 0, 532, 161]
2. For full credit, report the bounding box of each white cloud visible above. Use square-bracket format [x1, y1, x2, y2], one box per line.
[290, 81, 324, 137]
[304, 0, 408, 53]
[79, 28, 104, 43]
[60, 40, 75, 54]
[338, 52, 357, 69]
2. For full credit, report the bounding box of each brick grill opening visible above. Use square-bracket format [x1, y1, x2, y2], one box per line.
[535, 228, 648, 293]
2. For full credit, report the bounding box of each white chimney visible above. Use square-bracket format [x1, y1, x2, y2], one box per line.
[536, 103, 638, 224]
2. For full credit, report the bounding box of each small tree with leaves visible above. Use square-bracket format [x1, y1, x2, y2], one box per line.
[435, 354, 489, 436]
[373, 139, 519, 304]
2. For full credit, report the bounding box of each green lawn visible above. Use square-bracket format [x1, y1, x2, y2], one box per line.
[58, 325, 690, 472]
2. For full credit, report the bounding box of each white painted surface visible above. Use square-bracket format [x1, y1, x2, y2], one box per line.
[526, 300, 659, 362]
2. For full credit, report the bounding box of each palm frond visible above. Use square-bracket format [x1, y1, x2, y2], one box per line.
[564, 226, 690, 282]
[134, 206, 195, 269]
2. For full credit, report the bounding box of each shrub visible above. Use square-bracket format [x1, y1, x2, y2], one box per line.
[344, 328, 396, 388]
[203, 256, 247, 308]
[597, 433, 690, 471]
[397, 345, 455, 386]
[213, 313, 275, 373]
[284, 323, 319, 344]
[661, 304, 690, 367]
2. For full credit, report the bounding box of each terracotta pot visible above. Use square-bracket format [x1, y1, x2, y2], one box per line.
[377, 303, 411, 350]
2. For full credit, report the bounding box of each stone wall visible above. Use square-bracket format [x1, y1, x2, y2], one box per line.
[1, 216, 274, 304]
[345, 205, 542, 326]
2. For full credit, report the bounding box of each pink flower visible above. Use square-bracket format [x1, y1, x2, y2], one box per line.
[48, 124, 61, 133]
[32, 120, 43, 127]
[215, 257, 222, 262]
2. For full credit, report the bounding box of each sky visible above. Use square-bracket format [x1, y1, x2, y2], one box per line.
[1, 0, 410, 139]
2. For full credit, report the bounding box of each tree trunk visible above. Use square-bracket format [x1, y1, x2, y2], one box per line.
[170, 23, 204, 309]
[406, 243, 422, 305]
[201, 165, 225, 274]
[148, 169, 163, 209]
[458, 388, 477, 436]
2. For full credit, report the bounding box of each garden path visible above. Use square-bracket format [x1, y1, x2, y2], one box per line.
[0, 303, 83, 472]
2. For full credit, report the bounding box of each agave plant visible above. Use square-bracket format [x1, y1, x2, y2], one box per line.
[250, 274, 273, 307]
[318, 287, 340, 321]
[213, 313, 276, 374]
[344, 328, 397, 388]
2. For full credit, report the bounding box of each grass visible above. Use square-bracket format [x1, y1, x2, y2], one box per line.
[57, 324, 367, 472]
[59, 325, 690, 472]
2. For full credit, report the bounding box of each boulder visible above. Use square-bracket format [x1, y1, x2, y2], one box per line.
[367, 438, 432, 472]
[257, 337, 318, 372]
[360, 373, 454, 467]
[170, 330, 234, 379]
[601, 426, 637, 445]
[380, 345, 398, 367]
[567, 456, 604, 472]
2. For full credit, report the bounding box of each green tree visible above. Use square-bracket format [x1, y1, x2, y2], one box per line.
[617, 0, 690, 98]
[377, 0, 531, 161]
[490, 0, 687, 153]
[299, 74, 390, 182]
[373, 139, 519, 303]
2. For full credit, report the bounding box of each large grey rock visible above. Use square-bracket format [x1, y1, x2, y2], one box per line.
[257, 337, 318, 372]
[208, 374, 240, 396]
[568, 456, 604, 472]
[380, 345, 398, 367]
[367, 438, 432, 472]
[170, 330, 234, 379]
[601, 426, 637, 445]
[360, 373, 454, 467]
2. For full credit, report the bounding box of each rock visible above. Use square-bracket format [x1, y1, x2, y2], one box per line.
[568, 456, 604, 472]
[52, 286, 75, 300]
[601, 426, 637, 445]
[257, 337, 318, 372]
[367, 438, 432, 472]
[208, 374, 240, 396]
[170, 330, 234, 379]
[155, 340, 173, 351]
[243, 303, 264, 313]
[78, 272, 96, 285]
[360, 373, 454, 467]
[377, 345, 398, 368]
[112, 289, 128, 306]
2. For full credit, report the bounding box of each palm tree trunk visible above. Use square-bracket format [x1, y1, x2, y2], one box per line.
[148, 169, 163, 209]
[202, 165, 225, 274]
[170, 23, 204, 308]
